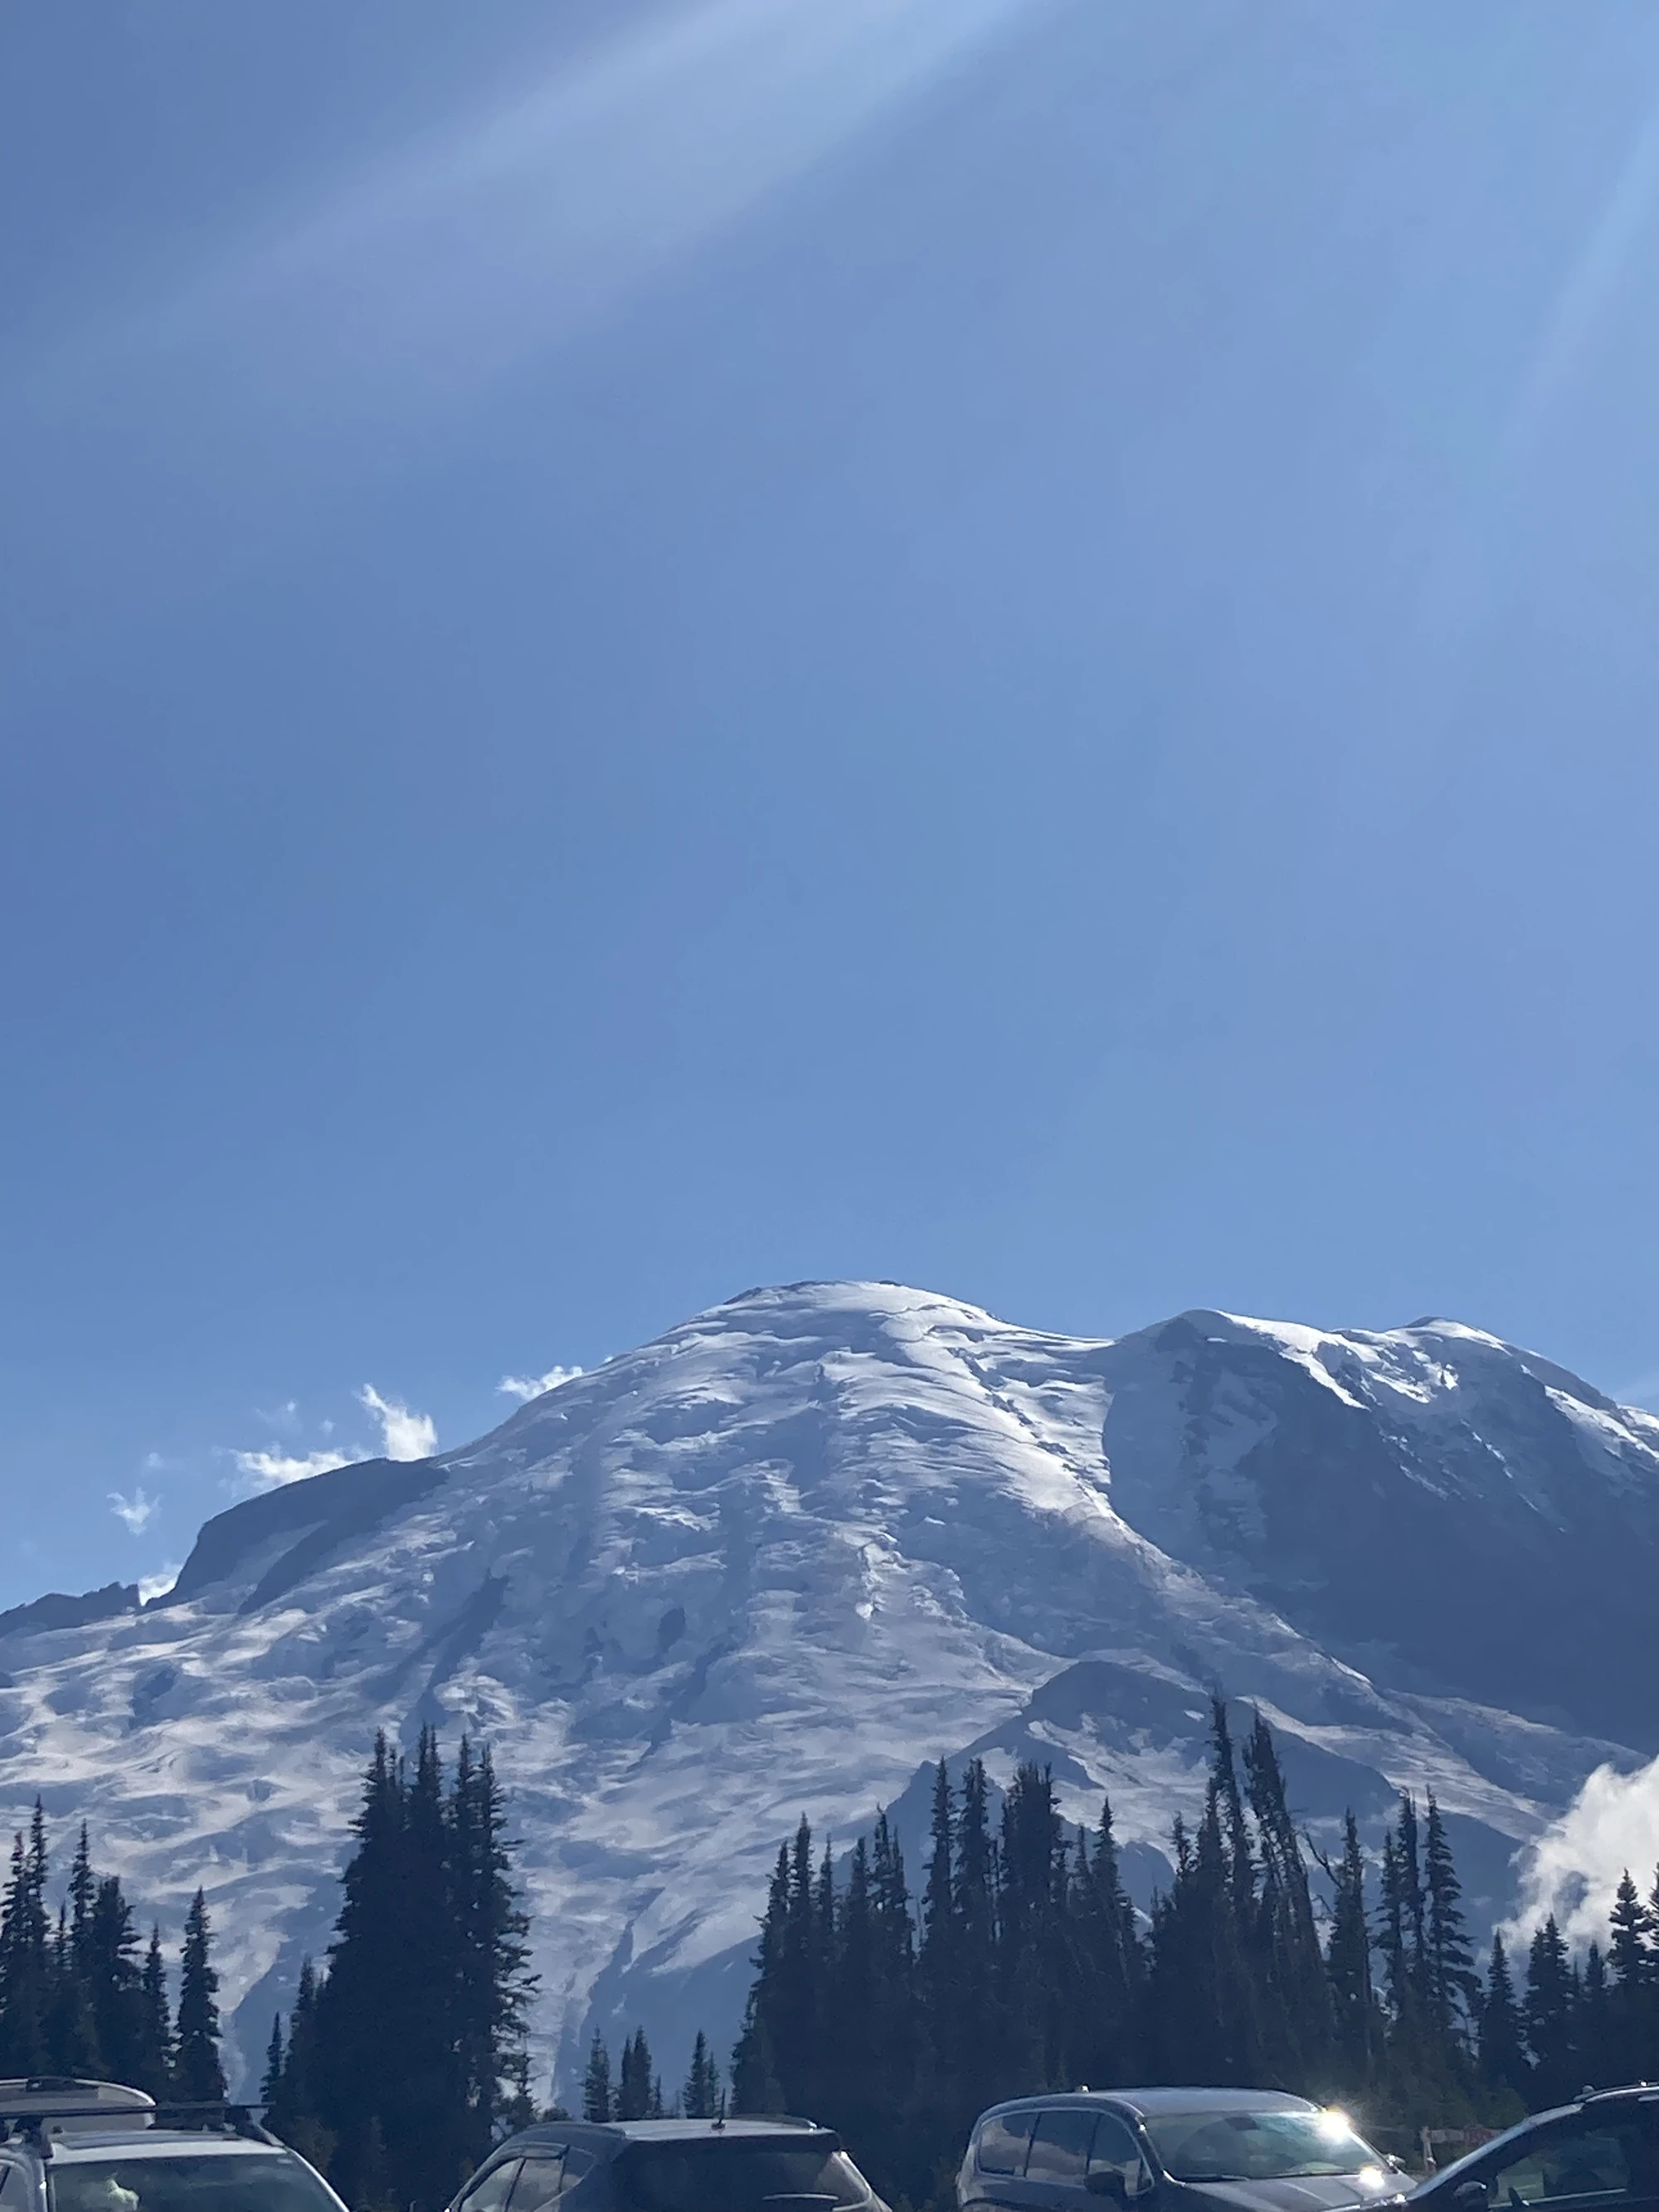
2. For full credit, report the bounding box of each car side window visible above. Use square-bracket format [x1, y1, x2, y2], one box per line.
[1484, 2120, 1633, 2207]
[464, 2161, 524, 2212]
[559, 2152, 597, 2196]
[512, 2158, 567, 2212]
[0, 2165, 27, 2209]
[980, 2113, 1039, 2176]
[1089, 2117, 1154, 2200]
[1028, 2112, 1098, 2184]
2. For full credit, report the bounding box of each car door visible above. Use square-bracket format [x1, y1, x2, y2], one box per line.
[1087, 2115, 1155, 2208]
[460, 2161, 524, 2212]
[1024, 2110, 1101, 2212]
[1456, 2107, 1659, 2212]
[972, 2111, 1043, 2211]
[511, 2157, 567, 2212]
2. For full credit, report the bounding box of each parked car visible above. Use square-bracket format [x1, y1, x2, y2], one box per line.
[1410, 2086, 1659, 2212]
[450, 2115, 888, 2212]
[958, 2090, 1406, 2212]
[0, 2078, 347, 2212]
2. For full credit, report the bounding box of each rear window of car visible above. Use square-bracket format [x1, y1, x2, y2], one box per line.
[977, 2115, 1038, 2177]
[615, 2143, 869, 2212]
[49, 2156, 338, 2212]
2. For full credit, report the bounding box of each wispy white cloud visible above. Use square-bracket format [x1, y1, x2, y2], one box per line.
[1508, 1754, 1659, 1953]
[139, 1564, 182, 1605]
[109, 1485, 160, 1534]
[497, 1364, 583, 1403]
[232, 1445, 352, 1493]
[358, 1386, 437, 1461]
[254, 1398, 302, 1432]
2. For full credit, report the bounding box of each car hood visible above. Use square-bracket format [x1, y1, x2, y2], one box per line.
[1180, 2178, 1406, 2212]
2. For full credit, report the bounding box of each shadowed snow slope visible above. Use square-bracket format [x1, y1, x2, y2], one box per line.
[1, 1283, 1654, 2096]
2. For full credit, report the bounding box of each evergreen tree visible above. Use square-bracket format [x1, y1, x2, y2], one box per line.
[1608, 1871, 1656, 2078]
[732, 1845, 790, 2113]
[729, 1996, 782, 2114]
[1579, 1942, 1613, 2098]
[1524, 1916, 1578, 2108]
[996, 1762, 1066, 2089]
[616, 2030, 655, 2121]
[1068, 1796, 1142, 2091]
[917, 1761, 956, 2088]
[583, 2031, 613, 2122]
[86, 1874, 144, 2085]
[379, 1728, 466, 2201]
[314, 1732, 413, 2202]
[450, 1739, 536, 2158]
[69, 1826, 97, 1976]
[868, 1810, 916, 2111]
[45, 1902, 100, 2075]
[1244, 1713, 1329, 2081]
[135, 1925, 174, 2098]
[683, 2031, 720, 2119]
[772, 1819, 822, 2105]
[1423, 1792, 1477, 2059]
[268, 1958, 333, 2172]
[1149, 1708, 1261, 2084]
[952, 1760, 998, 2122]
[174, 1887, 226, 2101]
[262, 2018, 286, 2112]
[1478, 1933, 1527, 2106]
[1325, 1813, 1374, 2087]
[0, 1808, 51, 2075]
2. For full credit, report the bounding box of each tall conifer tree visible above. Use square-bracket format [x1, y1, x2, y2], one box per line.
[173, 1889, 226, 2101]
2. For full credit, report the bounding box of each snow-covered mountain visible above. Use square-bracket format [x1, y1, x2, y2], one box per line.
[2, 1283, 1655, 2099]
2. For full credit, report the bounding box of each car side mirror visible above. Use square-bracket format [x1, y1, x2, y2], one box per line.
[1087, 2176, 1128, 2202]
[1452, 2185, 1488, 2210]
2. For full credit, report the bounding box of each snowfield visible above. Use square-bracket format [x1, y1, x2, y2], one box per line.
[1, 1281, 1654, 2101]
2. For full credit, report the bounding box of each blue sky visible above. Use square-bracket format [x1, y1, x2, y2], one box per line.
[6, 0, 1659, 1610]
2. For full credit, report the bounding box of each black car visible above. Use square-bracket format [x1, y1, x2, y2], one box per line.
[1410, 2086, 1659, 2212]
[957, 2090, 1406, 2212]
[450, 2117, 886, 2212]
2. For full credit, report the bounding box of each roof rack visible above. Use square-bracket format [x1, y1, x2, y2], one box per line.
[0, 2085, 275, 2157]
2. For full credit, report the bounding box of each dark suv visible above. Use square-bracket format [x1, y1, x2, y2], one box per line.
[958, 2090, 1405, 2212]
[450, 2117, 885, 2212]
[1410, 2086, 1659, 2212]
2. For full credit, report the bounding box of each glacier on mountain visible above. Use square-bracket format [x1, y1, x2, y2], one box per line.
[0, 1281, 1654, 2101]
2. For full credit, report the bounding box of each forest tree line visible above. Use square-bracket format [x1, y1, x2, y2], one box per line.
[8, 1709, 1659, 2212]
[0, 1806, 227, 2101]
[725, 1703, 1659, 2208]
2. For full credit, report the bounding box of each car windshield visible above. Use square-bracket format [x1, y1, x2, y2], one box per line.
[1141, 2112, 1382, 2183]
[615, 2144, 871, 2212]
[49, 2156, 338, 2212]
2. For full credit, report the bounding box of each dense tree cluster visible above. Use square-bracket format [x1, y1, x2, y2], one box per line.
[0, 1806, 213, 2100]
[15, 1712, 1659, 2212]
[262, 1730, 538, 2212]
[1476, 1863, 1659, 2117]
[727, 1703, 1654, 2207]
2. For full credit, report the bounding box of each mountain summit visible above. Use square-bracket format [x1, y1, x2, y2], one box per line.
[2, 1282, 1652, 2095]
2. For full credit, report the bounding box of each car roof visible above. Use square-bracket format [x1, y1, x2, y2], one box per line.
[48, 2136, 289, 2163]
[983, 2091, 1320, 2120]
[505, 2119, 832, 2152]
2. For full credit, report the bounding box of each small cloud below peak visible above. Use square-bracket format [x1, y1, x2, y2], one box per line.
[139, 1564, 182, 1605]
[231, 1445, 351, 1493]
[498, 1364, 582, 1404]
[358, 1385, 437, 1461]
